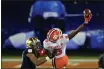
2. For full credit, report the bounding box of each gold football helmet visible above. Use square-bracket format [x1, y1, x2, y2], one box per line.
[26, 37, 41, 48]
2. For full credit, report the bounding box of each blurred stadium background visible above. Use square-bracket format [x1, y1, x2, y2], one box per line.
[1, 0, 104, 68]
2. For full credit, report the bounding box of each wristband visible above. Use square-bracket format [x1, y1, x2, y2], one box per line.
[28, 49, 32, 53]
[45, 56, 50, 60]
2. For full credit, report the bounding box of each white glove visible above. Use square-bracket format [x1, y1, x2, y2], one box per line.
[45, 56, 50, 60]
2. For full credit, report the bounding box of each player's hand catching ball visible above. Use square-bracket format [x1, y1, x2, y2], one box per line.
[83, 9, 92, 24]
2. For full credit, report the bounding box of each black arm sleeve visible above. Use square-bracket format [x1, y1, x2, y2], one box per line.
[45, 49, 53, 58]
[45, 49, 57, 59]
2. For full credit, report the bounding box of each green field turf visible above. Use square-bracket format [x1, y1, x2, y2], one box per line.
[2, 55, 99, 59]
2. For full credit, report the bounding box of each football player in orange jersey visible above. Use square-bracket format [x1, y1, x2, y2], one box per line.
[43, 9, 92, 69]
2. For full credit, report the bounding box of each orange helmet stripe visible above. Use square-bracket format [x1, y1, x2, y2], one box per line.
[47, 29, 56, 40]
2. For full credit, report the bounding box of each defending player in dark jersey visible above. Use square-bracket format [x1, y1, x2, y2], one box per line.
[20, 37, 53, 69]
[98, 53, 104, 69]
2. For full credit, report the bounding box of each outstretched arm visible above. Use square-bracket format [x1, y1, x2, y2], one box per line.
[27, 53, 49, 66]
[68, 9, 92, 40]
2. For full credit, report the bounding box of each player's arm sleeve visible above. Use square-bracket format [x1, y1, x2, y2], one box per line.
[43, 39, 54, 50]
[63, 34, 69, 43]
[43, 40, 49, 50]
[43, 40, 55, 58]
[45, 49, 55, 59]
[27, 53, 47, 66]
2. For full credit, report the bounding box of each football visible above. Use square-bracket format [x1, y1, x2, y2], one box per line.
[83, 9, 91, 18]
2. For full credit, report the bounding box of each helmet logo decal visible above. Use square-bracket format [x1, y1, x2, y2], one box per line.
[47, 28, 62, 41]
[43, 12, 58, 19]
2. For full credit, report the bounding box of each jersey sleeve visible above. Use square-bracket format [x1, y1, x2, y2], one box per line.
[43, 39, 53, 51]
[43, 39, 49, 50]
[62, 34, 69, 43]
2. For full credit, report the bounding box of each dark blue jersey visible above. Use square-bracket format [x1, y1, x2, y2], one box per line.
[20, 49, 36, 69]
[98, 53, 104, 68]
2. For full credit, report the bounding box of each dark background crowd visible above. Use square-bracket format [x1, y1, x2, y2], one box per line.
[2, 0, 104, 56]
